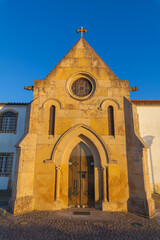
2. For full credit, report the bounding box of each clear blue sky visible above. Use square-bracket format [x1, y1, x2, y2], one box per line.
[0, 0, 160, 102]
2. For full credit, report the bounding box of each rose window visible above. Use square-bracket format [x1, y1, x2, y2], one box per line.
[71, 78, 92, 97]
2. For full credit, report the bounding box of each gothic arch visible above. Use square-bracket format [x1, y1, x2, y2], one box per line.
[62, 135, 101, 168]
[51, 124, 110, 167]
[52, 125, 109, 208]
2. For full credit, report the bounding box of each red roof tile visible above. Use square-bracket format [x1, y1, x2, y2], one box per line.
[132, 100, 160, 105]
[0, 102, 29, 105]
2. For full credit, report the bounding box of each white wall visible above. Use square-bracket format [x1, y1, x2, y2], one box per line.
[137, 105, 160, 194]
[0, 105, 27, 190]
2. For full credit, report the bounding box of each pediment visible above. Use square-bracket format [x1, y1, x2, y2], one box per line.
[44, 38, 119, 81]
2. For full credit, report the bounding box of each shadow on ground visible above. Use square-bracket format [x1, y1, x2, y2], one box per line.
[0, 210, 160, 240]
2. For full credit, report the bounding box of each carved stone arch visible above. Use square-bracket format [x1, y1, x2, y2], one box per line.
[61, 135, 101, 169]
[100, 98, 120, 110]
[41, 98, 61, 110]
[100, 99, 119, 137]
[37, 98, 61, 135]
[66, 71, 97, 83]
[52, 124, 110, 167]
[52, 125, 110, 209]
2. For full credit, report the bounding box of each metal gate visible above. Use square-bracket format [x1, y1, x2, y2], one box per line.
[68, 142, 94, 208]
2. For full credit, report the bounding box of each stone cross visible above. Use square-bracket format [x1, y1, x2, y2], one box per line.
[76, 27, 87, 38]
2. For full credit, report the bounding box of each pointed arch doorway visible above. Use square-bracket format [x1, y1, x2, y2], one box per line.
[68, 141, 95, 208]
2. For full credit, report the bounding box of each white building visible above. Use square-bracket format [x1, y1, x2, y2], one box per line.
[0, 100, 160, 195]
[0, 103, 28, 192]
[133, 100, 160, 194]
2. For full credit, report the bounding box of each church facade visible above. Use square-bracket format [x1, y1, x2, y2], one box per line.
[0, 36, 157, 217]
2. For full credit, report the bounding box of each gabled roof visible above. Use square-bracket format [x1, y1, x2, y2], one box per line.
[45, 38, 119, 80]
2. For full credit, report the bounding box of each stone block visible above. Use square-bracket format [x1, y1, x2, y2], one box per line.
[91, 118, 108, 135]
[102, 200, 127, 211]
[127, 197, 156, 218]
[17, 172, 34, 190]
[18, 160, 35, 173]
[108, 165, 120, 178]
[9, 196, 35, 215]
[56, 118, 72, 135]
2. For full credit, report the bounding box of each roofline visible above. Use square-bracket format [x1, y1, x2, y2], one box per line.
[83, 39, 119, 79]
[44, 38, 83, 79]
[0, 102, 29, 105]
[132, 100, 160, 105]
[45, 38, 119, 80]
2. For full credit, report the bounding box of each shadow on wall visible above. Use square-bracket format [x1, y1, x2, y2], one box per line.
[124, 97, 152, 217]
[143, 135, 155, 193]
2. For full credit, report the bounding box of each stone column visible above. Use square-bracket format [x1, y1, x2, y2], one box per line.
[54, 166, 61, 209]
[102, 166, 110, 211]
[102, 167, 107, 202]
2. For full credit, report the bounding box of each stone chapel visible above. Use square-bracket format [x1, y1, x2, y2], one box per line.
[8, 31, 155, 217]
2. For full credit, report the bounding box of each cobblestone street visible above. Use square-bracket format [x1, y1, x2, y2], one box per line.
[0, 209, 160, 240]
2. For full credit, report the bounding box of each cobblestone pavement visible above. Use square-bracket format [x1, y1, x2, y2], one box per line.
[0, 209, 160, 240]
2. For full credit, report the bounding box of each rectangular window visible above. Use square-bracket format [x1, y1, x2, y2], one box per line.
[2, 117, 16, 131]
[0, 111, 18, 133]
[0, 153, 13, 176]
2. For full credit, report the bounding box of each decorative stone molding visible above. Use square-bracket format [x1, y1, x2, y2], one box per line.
[66, 72, 97, 101]
[100, 98, 120, 110]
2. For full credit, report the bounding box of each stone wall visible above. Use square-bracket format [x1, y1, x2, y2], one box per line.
[9, 38, 155, 217]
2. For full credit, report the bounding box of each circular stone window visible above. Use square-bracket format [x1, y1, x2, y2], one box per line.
[71, 78, 92, 97]
[66, 73, 96, 100]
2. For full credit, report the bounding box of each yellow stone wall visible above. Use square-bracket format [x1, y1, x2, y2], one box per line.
[10, 38, 155, 217]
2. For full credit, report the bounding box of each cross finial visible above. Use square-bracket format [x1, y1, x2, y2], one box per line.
[76, 27, 87, 38]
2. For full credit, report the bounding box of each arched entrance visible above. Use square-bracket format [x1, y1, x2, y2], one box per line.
[68, 141, 95, 208]
[52, 125, 110, 210]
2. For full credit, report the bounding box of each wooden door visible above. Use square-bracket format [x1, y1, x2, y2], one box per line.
[68, 142, 94, 208]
